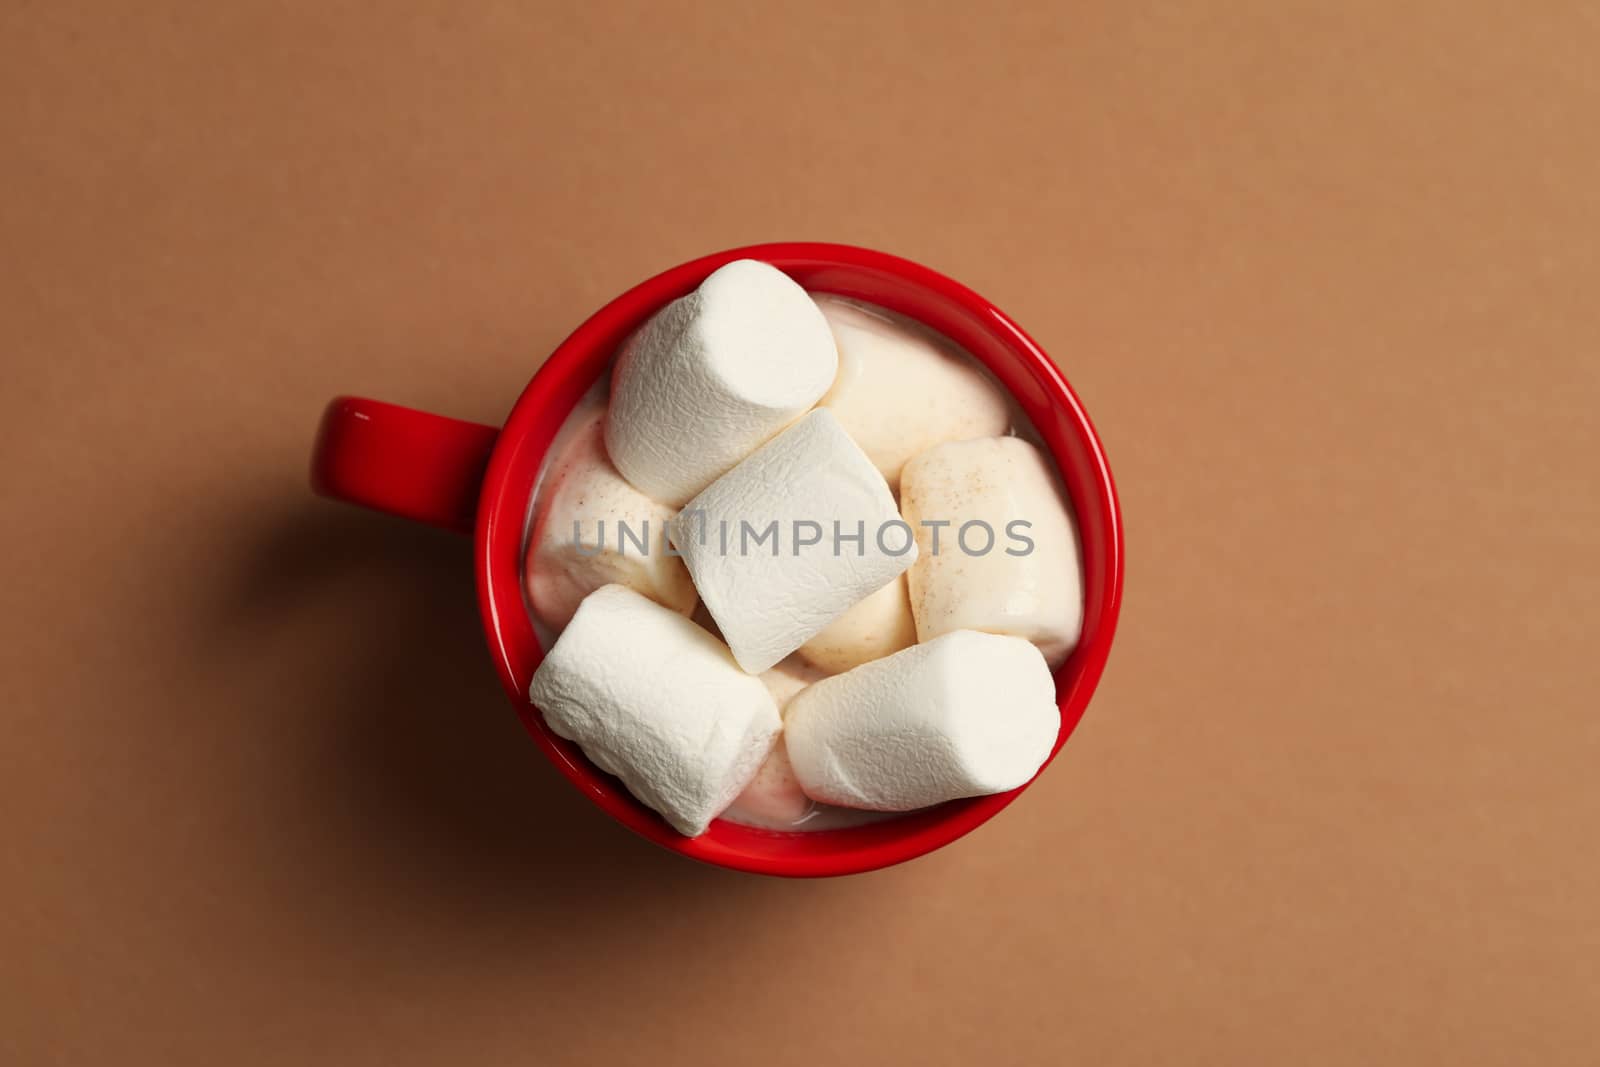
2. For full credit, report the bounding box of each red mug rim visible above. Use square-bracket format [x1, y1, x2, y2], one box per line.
[475, 242, 1124, 877]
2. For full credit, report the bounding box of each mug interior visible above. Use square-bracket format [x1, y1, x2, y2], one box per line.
[475, 243, 1123, 877]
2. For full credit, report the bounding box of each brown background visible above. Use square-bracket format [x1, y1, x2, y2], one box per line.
[3, 2, 1597, 1064]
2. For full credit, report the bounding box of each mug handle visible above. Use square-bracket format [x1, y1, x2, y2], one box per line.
[310, 396, 500, 533]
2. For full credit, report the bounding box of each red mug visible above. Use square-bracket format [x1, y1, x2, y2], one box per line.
[311, 242, 1124, 877]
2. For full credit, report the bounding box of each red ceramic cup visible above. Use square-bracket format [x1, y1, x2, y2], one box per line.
[311, 242, 1124, 877]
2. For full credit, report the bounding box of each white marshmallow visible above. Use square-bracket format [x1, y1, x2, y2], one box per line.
[606, 259, 838, 506]
[723, 657, 830, 828]
[726, 739, 811, 826]
[760, 655, 831, 709]
[528, 584, 781, 836]
[689, 599, 725, 638]
[525, 413, 697, 631]
[815, 296, 1011, 490]
[785, 630, 1060, 811]
[671, 409, 916, 674]
[900, 437, 1083, 670]
[796, 572, 916, 673]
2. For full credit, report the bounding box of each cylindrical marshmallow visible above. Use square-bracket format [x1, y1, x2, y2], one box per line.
[760, 656, 831, 709]
[796, 572, 916, 673]
[723, 657, 829, 828]
[725, 739, 811, 827]
[814, 296, 1011, 490]
[525, 412, 697, 632]
[606, 259, 838, 506]
[785, 630, 1060, 811]
[528, 584, 781, 836]
[671, 409, 916, 674]
[900, 437, 1083, 670]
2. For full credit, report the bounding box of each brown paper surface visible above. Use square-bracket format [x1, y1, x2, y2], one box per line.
[3, 3, 1596, 1063]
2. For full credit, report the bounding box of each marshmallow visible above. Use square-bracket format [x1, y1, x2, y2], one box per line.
[815, 296, 1011, 489]
[671, 409, 916, 674]
[690, 600, 724, 639]
[724, 657, 829, 827]
[785, 630, 1060, 811]
[797, 572, 916, 673]
[528, 584, 781, 836]
[525, 412, 697, 632]
[900, 437, 1083, 670]
[726, 739, 812, 826]
[606, 259, 838, 506]
[760, 655, 831, 709]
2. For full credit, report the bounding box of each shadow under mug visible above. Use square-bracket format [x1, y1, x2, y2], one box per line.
[311, 242, 1124, 877]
